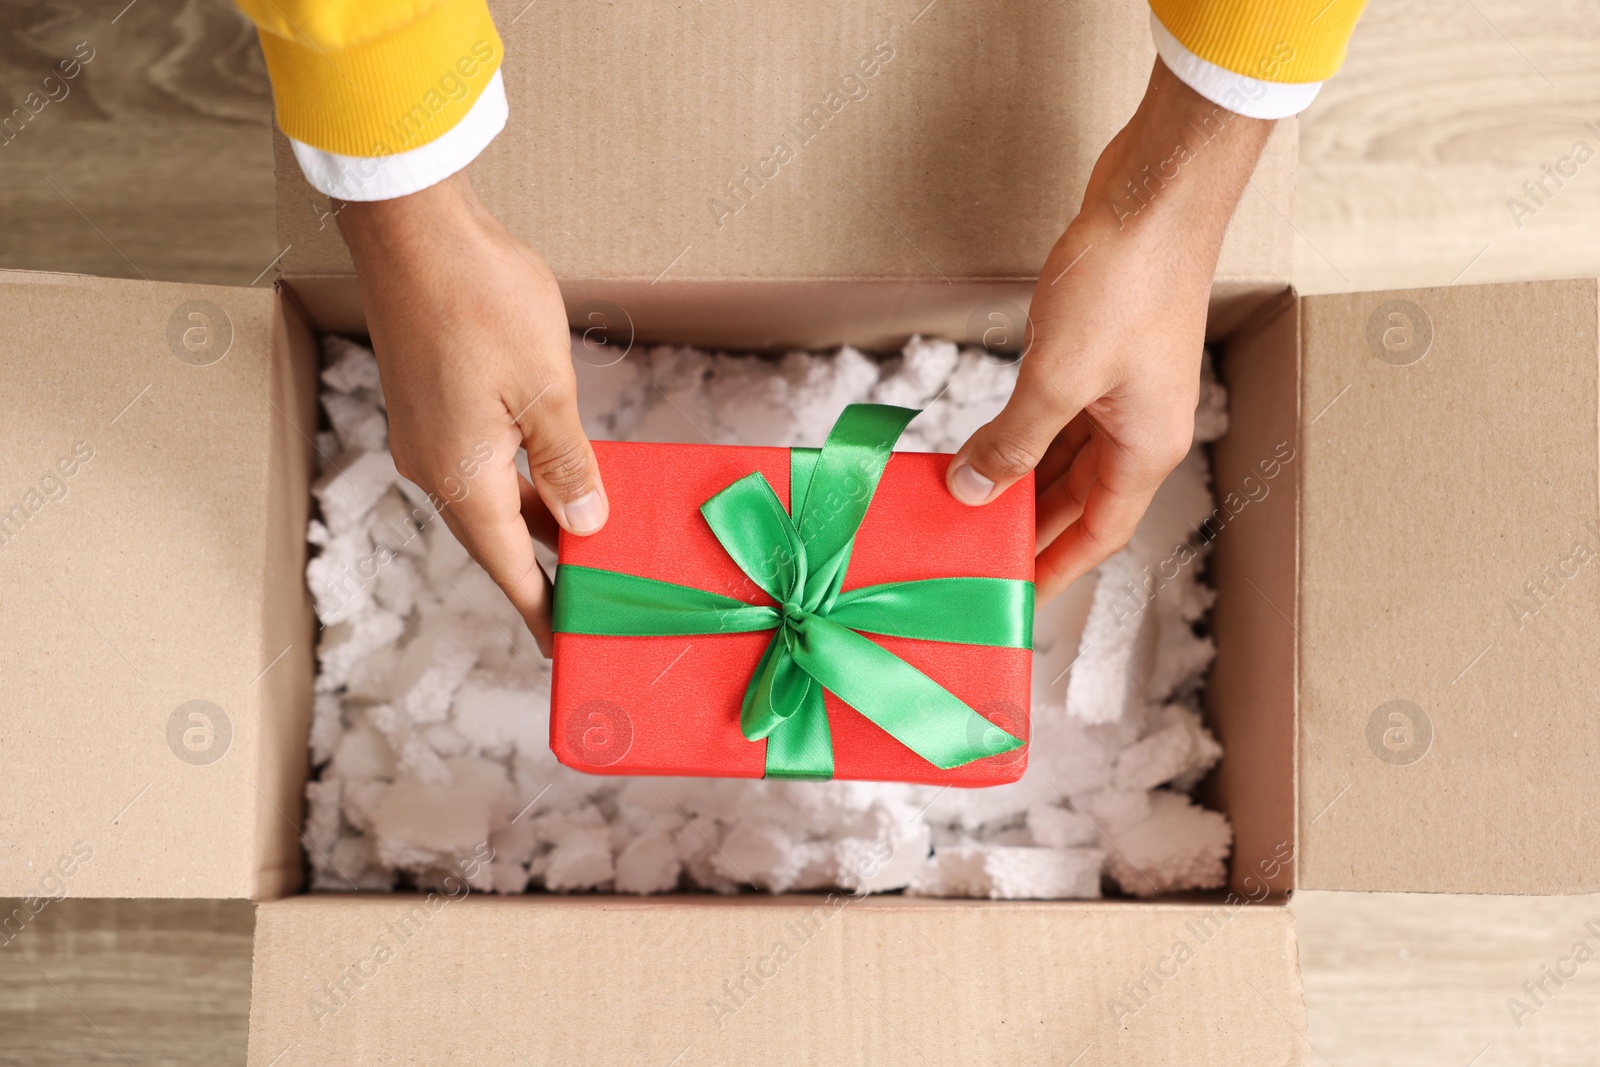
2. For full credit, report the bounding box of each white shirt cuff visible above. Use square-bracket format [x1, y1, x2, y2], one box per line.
[288, 70, 509, 201]
[1150, 12, 1322, 120]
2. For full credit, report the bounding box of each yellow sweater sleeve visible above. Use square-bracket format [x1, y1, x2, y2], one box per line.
[1148, 0, 1367, 83]
[235, 0, 503, 156]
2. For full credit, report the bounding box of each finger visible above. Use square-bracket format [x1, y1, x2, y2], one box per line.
[1033, 415, 1090, 491]
[1032, 412, 1095, 542]
[438, 462, 556, 654]
[1038, 401, 1197, 600]
[515, 377, 608, 537]
[1064, 428, 1103, 502]
[1035, 435, 1099, 552]
[1034, 474, 1157, 602]
[947, 370, 1091, 506]
[518, 472, 560, 549]
[1035, 409, 1188, 600]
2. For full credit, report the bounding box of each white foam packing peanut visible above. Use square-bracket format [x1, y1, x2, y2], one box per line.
[303, 333, 1231, 899]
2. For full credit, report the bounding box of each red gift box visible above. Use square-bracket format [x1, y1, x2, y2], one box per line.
[550, 436, 1033, 785]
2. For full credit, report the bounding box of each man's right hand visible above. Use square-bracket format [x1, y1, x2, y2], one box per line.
[336, 172, 605, 655]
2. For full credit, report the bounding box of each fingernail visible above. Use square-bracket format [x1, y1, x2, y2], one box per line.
[950, 463, 995, 505]
[564, 490, 606, 534]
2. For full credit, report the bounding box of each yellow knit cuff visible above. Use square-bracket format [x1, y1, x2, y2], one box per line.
[257, 0, 503, 157]
[1147, 0, 1367, 84]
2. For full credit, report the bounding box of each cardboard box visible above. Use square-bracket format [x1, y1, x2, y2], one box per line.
[8, 281, 1599, 1067]
[4, 1, 1599, 1063]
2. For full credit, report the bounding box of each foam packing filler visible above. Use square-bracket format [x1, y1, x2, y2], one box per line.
[302, 333, 1232, 899]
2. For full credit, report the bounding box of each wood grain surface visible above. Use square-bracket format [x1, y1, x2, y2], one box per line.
[1294, 0, 1600, 294]
[0, 898, 254, 1065]
[2, 0, 1599, 1064]
[0, 0, 276, 285]
[1296, 891, 1600, 1066]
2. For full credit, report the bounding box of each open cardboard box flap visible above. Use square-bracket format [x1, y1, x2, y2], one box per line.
[1211, 279, 1600, 898]
[0, 271, 315, 901]
[246, 893, 1308, 1065]
[1285, 279, 1600, 895]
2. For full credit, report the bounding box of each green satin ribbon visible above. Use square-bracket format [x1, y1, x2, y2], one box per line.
[553, 404, 1032, 779]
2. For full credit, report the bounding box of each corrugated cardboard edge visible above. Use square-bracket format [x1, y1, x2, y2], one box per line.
[246, 893, 1310, 1066]
[251, 286, 319, 901]
[1206, 289, 1299, 897]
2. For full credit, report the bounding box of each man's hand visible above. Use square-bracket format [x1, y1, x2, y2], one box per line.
[946, 59, 1274, 602]
[337, 172, 605, 654]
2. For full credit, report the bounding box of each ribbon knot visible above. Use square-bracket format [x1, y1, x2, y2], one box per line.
[553, 404, 1033, 780]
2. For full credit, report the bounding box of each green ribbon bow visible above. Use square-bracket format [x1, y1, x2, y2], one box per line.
[553, 404, 1032, 780]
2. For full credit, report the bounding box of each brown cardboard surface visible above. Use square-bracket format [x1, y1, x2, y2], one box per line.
[0, 271, 315, 899]
[274, 0, 1296, 342]
[1207, 292, 1299, 896]
[247, 893, 1310, 1066]
[1297, 279, 1600, 894]
[254, 289, 320, 900]
[283, 275, 1293, 354]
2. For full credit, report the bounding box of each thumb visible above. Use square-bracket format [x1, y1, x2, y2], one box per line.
[517, 381, 608, 536]
[947, 379, 1083, 506]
